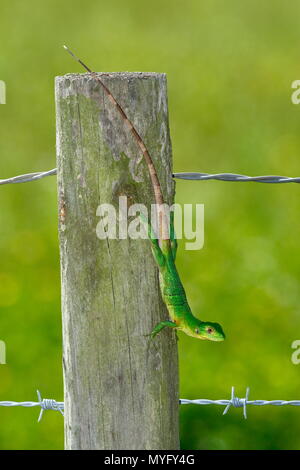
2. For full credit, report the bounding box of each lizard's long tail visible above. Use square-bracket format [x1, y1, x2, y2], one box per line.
[64, 46, 169, 244]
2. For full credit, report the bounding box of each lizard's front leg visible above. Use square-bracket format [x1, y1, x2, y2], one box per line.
[148, 320, 177, 339]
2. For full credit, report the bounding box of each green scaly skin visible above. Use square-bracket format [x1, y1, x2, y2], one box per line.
[144, 213, 225, 342]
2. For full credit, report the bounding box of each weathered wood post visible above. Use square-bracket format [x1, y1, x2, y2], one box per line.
[55, 72, 179, 450]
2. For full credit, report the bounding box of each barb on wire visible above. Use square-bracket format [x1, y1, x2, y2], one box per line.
[180, 386, 300, 419]
[0, 169, 57, 185]
[0, 391, 64, 422]
[37, 390, 64, 422]
[222, 387, 250, 419]
[173, 172, 300, 183]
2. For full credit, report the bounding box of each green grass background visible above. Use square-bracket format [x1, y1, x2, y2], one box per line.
[1, 0, 300, 450]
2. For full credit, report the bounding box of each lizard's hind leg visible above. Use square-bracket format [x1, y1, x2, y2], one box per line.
[140, 212, 165, 268]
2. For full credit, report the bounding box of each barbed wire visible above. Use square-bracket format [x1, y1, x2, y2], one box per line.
[0, 391, 64, 422]
[1, 169, 300, 422]
[2, 169, 300, 185]
[180, 386, 300, 419]
[2, 387, 300, 421]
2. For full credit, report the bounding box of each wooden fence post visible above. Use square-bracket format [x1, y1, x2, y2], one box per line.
[55, 72, 179, 450]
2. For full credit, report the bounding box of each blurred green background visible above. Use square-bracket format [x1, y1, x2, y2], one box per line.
[1, 0, 300, 450]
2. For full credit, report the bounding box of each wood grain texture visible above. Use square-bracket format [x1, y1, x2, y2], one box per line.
[55, 72, 179, 450]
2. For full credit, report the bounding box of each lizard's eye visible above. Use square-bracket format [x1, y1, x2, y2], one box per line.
[195, 328, 199, 334]
[206, 327, 214, 334]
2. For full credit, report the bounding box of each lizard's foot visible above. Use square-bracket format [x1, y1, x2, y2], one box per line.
[146, 320, 177, 339]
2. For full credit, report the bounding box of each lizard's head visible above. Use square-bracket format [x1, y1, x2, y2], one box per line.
[185, 319, 225, 341]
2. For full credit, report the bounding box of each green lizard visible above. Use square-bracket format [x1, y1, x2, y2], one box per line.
[64, 46, 225, 342]
[142, 211, 225, 341]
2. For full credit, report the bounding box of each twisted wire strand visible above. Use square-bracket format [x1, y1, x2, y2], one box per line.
[1, 169, 300, 185]
[179, 399, 300, 406]
[173, 173, 300, 183]
[0, 169, 57, 185]
[1, 387, 299, 421]
[0, 391, 64, 422]
[180, 387, 300, 419]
